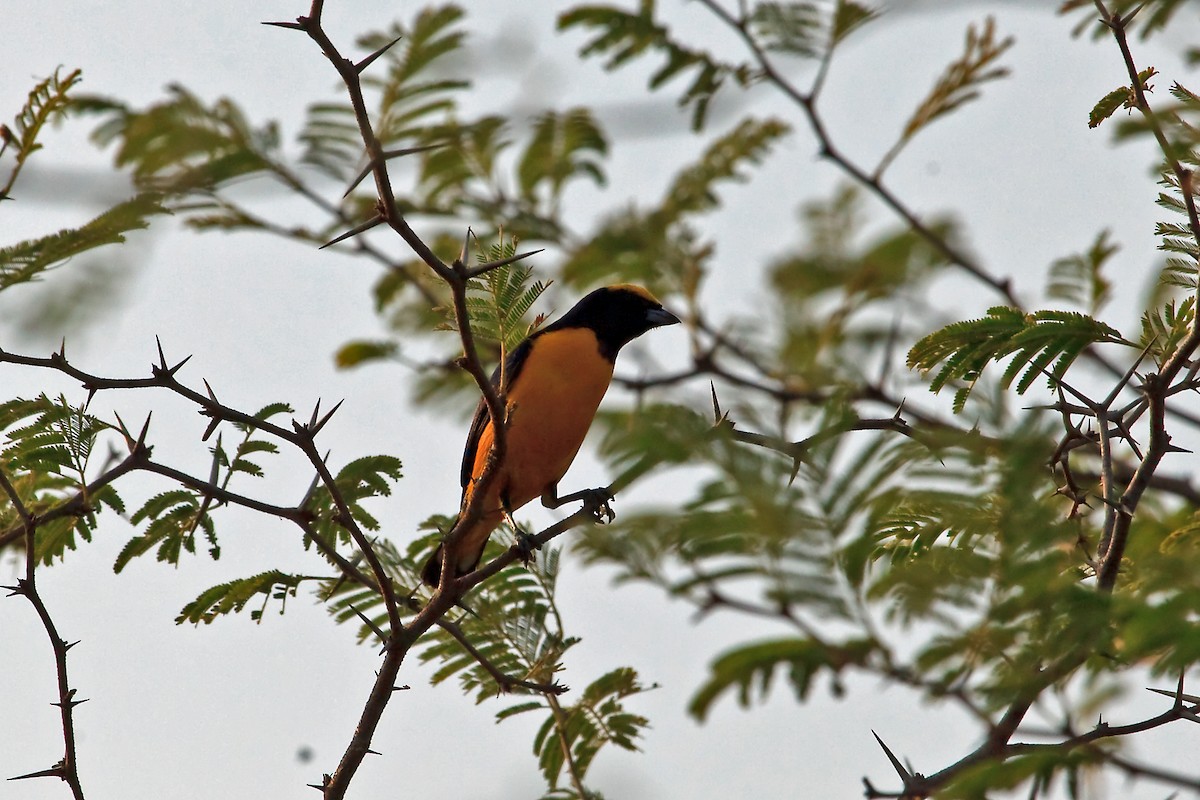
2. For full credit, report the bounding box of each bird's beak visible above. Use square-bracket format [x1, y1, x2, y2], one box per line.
[646, 306, 681, 328]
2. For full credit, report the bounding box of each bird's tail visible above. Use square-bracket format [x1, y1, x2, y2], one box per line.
[420, 543, 450, 587]
[420, 510, 501, 587]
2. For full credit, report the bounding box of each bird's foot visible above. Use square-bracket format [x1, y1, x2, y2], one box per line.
[581, 487, 615, 524]
[514, 528, 541, 566]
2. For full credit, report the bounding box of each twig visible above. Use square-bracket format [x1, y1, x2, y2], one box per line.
[547, 694, 590, 799]
[694, 0, 1019, 306]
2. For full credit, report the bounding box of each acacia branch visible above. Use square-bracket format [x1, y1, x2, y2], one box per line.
[0, 343, 404, 633]
[258, 5, 533, 796]
[0, 468, 87, 800]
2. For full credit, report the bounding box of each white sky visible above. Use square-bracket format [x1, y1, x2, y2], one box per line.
[3, 2, 1199, 799]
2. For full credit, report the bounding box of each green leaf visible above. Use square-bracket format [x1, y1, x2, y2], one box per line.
[1045, 229, 1117, 313]
[561, 117, 788, 292]
[830, 0, 880, 47]
[532, 667, 651, 789]
[517, 108, 608, 203]
[877, 17, 1012, 174]
[559, 1, 754, 130]
[80, 85, 278, 195]
[176, 570, 311, 624]
[907, 306, 1125, 409]
[1140, 294, 1195, 367]
[495, 701, 544, 722]
[1088, 85, 1133, 129]
[2, 68, 83, 197]
[358, 6, 471, 155]
[661, 117, 791, 221]
[0, 192, 169, 291]
[750, 2, 822, 58]
[902, 17, 1012, 141]
[689, 637, 874, 721]
[442, 235, 549, 356]
[335, 340, 399, 369]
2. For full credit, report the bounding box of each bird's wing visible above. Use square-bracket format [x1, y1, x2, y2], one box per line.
[458, 336, 537, 497]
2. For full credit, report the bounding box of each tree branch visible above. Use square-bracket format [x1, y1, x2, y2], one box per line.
[0, 467, 87, 800]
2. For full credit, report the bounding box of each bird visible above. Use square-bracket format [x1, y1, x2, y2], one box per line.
[422, 284, 680, 587]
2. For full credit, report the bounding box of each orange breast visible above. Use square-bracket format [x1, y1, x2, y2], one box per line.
[468, 327, 614, 513]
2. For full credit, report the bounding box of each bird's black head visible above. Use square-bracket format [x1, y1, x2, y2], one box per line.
[547, 284, 680, 360]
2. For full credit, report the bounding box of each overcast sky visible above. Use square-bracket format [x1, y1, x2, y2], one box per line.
[3, 2, 1198, 799]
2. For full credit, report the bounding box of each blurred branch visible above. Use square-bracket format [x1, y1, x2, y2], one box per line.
[695, 0, 1020, 306]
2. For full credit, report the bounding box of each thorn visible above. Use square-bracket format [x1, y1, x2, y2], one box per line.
[1118, 1, 1148, 28]
[207, 439, 222, 484]
[1147, 686, 1200, 706]
[203, 379, 219, 403]
[392, 685, 411, 692]
[155, 336, 168, 370]
[306, 773, 332, 790]
[365, 748, 382, 756]
[113, 412, 136, 452]
[308, 399, 322, 430]
[7, 766, 64, 781]
[84, 387, 97, 409]
[319, 215, 384, 249]
[709, 381, 722, 422]
[202, 415, 222, 442]
[136, 412, 153, 450]
[262, 20, 306, 30]
[464, 248, 545, 279]
[343, 142, 453, 197]
[300, 469, 322, 509]
[58, 337, 67, 358]
[168, 354, 193, 377]
[52, 697, 88, 708]
[354, 33, 403, 74]
[63, 640, 80, 651]
[348, 604, 388, 645]
[459, 226, 475, 265]
[1103, 338, 1155, 409]
[1164, 442, 1193, 454]
[312, 399, 345, 435]
[871, 730, 913, 783]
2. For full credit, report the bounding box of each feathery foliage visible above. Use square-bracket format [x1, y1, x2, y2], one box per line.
[1045, 230, 1117, 314]
[876, 17, 1013, 175]
[176, 570, 313, 624]
[559, 1, 755, 130]
[0, 192, 168, 291]
[1, 67, 82, 198]
[6, 2, 1200, 798]
[908, 307, 1126, 412]
[0, 395, 122, 563]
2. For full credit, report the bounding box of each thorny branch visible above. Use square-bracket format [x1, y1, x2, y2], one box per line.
[259, 4, 602, 798]
[0, 467, 88, 800]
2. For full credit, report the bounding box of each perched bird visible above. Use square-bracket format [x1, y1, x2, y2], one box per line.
[422, 284, 680, 586]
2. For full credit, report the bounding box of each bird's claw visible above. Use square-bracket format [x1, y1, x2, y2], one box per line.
[584, 488, 615, 524]
[515, 528, 541, 566]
